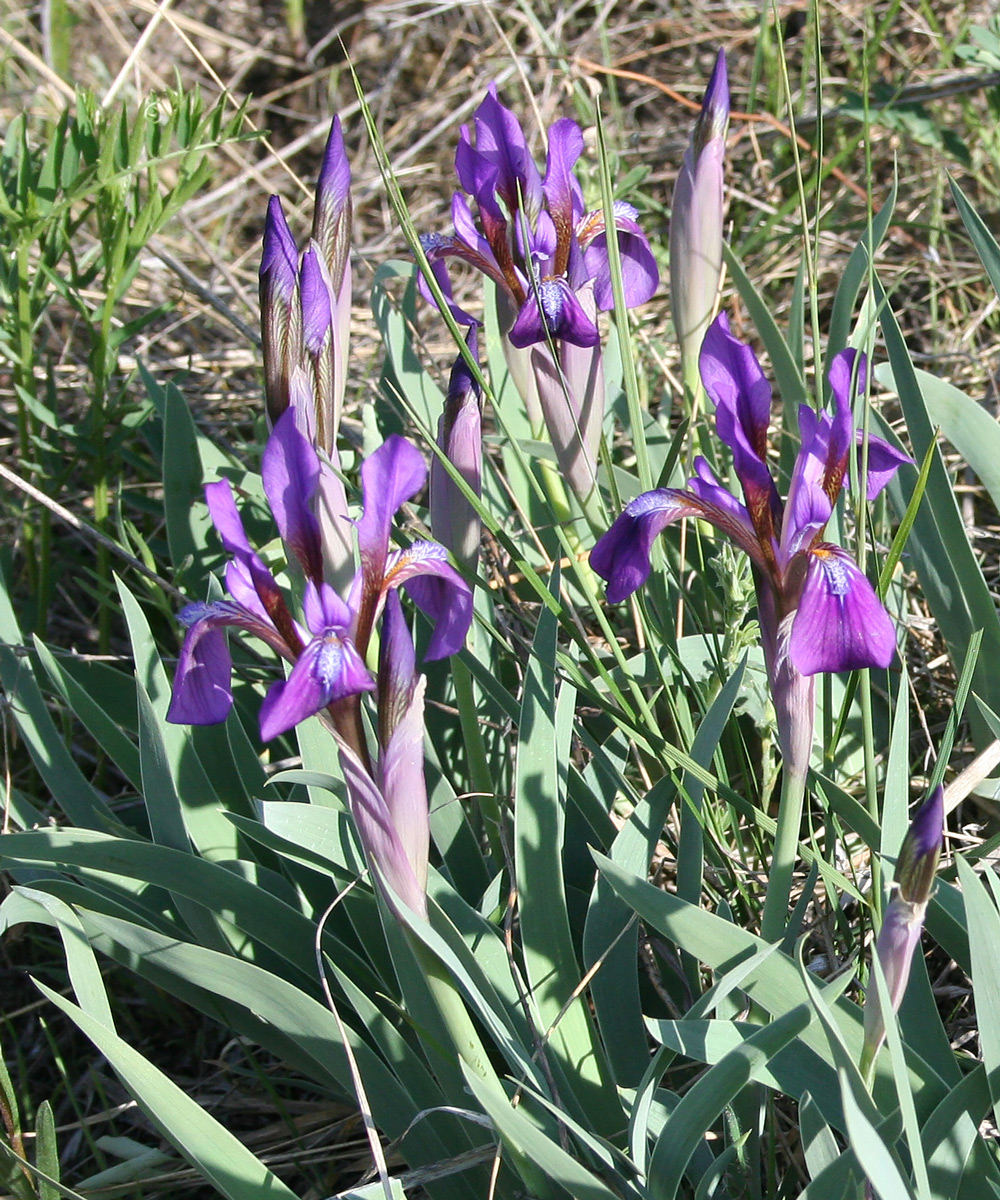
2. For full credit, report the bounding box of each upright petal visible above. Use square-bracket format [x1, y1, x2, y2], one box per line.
[788, 545, 897, 674]
[473, 85, 543, 220]
[542, 119, 585, 274]
[700, 313, 781, 543]
[355, 436, 427, 577]
[261, 409, 324, 585]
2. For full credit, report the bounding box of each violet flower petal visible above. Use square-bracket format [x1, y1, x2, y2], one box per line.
[205, 479, 285, 615]
[788, 545, 897, 674]
[592, 490, 704, 602]
[258, 630, 374, 740]
[261, 409, 324, 585]
[473, 85, 543, 219]
[507, 278, 600, 349]
[383, 541, 473, 660]
[299, 246, 333, 355]
[355, 436, 427, 584]
[860, 432, 914, 500]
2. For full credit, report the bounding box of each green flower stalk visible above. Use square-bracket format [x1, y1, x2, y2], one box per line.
[861, 786, 944, 1077]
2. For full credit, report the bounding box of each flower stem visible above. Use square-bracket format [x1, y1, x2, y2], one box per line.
[760, 767, 808, 943]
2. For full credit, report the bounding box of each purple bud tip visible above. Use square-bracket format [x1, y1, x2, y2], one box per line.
[299, 246, 332, 354]
[261, 196, 298, 297]
[316, 115, 350, 217]
[447, 326, 481, 406]
[896, 785, 944, 904]
[695, 50, 730, 154]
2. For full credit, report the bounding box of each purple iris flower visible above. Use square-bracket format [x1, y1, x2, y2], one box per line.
[419, 86, 658, 347]
[167, 411, 472, 742]
[591, 312, 912, 775]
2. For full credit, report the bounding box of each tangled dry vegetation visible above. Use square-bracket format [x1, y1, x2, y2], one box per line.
[3, 0, 1000, 1195]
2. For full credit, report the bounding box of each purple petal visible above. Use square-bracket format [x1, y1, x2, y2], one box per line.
[592, 490, 705, 603]
[507, 278, 600, 349]
[261, 409, 324, 584]
[859, 432, 913, 500]
[788, 545, 897, 674]
[260, 196, 298, 299]
[896, 786, 943, 904]
[694, 50, 730, 154]
[302, 579, 352, 635]
[542, 119, 585, 239]
[168, 600, 291, 725]
[700, 312, 772, 461]
[700, 313, 781, 539]
[781, 406, 837, 557]
[473, 85, 543, 219]
[822, 347, 863, 494]
[299, 246, 333, 355]
[416, 251, 480, 327]
[579, 203, 659, 312]
[383, 542, 473, 660]
[205, 480, 284, 615]
[259, 631, 374, 740]
[355, 436, 428, 584]
[312, 115, 352, 291]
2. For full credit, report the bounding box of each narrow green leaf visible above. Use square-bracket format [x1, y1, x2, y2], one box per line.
[646, 1006, 812, 1200]
[33, 981, 302, 1200]
[955, 856, 1000, 1130]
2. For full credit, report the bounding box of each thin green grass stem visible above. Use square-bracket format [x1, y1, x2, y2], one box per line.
[760, 767, 808, 943]
[859, 669, 881, 920]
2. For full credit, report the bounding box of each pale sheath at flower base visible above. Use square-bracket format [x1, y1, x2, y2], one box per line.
[591, 313, 912, 777]
[669, 50, 729, 392]
[861, 786, 944, 1073]
[419, 86, 658, 504]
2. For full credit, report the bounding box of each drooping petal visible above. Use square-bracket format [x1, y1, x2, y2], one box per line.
[261, 409, 324, 585]
[592, 490, 705, 603]
[415, 248, 481, 327]
[583, 213, 660, 312]
[788, 545, 897, 674]
[507, 277, 600, 349]
[167, 600, 292, 726]
[383, 541, 473, 660]
[859, 431, 914, 500]
[258, 629, 374, 740]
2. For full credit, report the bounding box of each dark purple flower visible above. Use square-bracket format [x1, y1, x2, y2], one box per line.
[419, 87, 658, 348]
[592, 313, 912, 774]
[168, 412, 472, 740]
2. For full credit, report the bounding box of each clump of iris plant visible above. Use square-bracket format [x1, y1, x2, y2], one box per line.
[591, 312, 912, 938]
[861, 786, 944, 1077]
[419, 85, 658, 511]
[167, 412, 472, 917]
